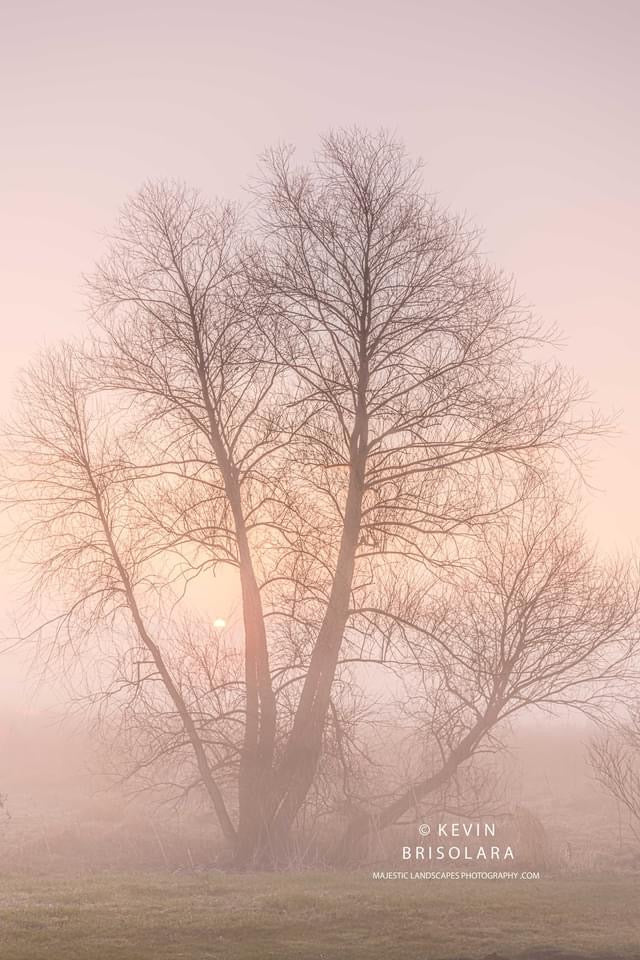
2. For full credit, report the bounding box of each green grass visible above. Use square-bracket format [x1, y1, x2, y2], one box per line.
[0, 870, 638, 959]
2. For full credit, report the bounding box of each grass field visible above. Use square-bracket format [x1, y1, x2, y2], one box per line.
[0, 870, 638, 960]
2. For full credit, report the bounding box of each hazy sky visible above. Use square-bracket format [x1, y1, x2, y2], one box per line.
[1, 0, 639, 702]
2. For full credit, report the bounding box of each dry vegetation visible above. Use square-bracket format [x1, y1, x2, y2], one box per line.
[0, 870, 638, 960]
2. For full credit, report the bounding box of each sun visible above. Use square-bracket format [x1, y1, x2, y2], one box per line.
[213, 618, 226, 629]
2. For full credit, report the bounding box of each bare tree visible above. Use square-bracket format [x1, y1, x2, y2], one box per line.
[337, 483, 640, 860]
[249, 129, 604, 853]
[2, 348, 238, 840]
[3, 129, 631, 867]
[590, 707, 640, 840]
[85, 184, 283, 861]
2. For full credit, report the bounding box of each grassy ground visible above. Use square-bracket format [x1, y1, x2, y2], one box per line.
[0, 870, 638, 960]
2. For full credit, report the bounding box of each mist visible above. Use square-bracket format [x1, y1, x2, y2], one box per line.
[2, 3, 639, 959]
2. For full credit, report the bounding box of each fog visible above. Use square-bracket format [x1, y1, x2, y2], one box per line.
[1, 3, 639, 926]
[0, 707, 634, 875]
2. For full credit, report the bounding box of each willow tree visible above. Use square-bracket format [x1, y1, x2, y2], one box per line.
[4, 129, 626, 867]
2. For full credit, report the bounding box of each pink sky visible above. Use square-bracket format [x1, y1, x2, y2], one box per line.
[1, 0, 639, 701]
